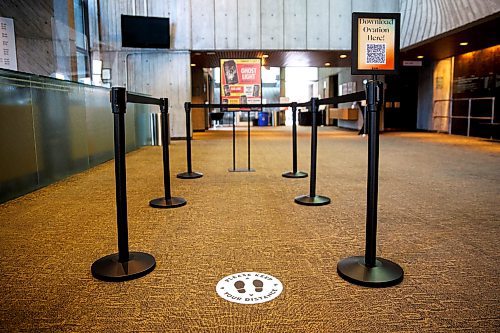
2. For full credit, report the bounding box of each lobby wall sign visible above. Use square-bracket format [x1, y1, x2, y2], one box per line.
[351, 12, 400, 75]
[0, 17, 18, 71]
[216, 272, 283, 304]
[220, 59, 262, 110]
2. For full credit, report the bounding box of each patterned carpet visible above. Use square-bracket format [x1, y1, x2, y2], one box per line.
[0, 127, 499, 332]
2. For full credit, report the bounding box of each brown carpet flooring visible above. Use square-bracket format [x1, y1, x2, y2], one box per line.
[0, 127, 499, 332]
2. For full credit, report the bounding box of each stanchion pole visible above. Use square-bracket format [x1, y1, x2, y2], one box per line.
[247, 110, 251, 171]
[150, 98, 187, 208]
[283, 102, 308, 178]
[294, 98, 330, 206]
[177, 102, 203, 179]
[337, 78, 403, 287]
[91, 87, 156, 282]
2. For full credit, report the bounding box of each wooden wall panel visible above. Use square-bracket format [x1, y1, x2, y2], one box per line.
[237, 0, 261, 49]
[214, 0, 238, 49]
[329, 0, 351, 50]
[261, 0, 284, 49]
[307, 0, 330, 50]
[401, 0, 500, 48]
[284, 0, 307, 49]
[191, 0, 215, 49]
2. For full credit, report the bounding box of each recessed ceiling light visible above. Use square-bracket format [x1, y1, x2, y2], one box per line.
[324, 62, 331, 66]
[194, 52, 201, 56]
[339, 54, 347, 59]
[190, 63, 196, 67]
[459, 42, 468, 46]
[262, 54, 269, 58]
[417, 55, 424, 59]
[206, 52, 216, 55]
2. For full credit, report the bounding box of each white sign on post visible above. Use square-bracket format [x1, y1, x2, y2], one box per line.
[0, 17, 18, 71]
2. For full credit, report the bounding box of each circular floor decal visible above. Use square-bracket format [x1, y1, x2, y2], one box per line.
[216, 272, 283, 304]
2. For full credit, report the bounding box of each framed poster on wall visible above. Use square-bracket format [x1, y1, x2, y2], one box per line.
[351, 12, 400, 75]
[220, 58, 262, 110]
[0, 17, 18, 71]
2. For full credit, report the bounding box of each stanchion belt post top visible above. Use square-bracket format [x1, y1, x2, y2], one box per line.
[110, 87, 127, 114]
[184, 102, 191, 112]
[160, 98, 168, 113]
[291, 101, 297, 109]
[310, 97, 319, 112]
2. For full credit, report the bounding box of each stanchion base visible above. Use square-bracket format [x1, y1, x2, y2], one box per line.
[282, 171, 308, 178]
[91, 252, 156, 282]
[294, 195, 331, 206]
[177, 171, 203, 179]
[337, 256, 404, 288]
[228, 168, 256, 172]
[149, 197, 187, 209]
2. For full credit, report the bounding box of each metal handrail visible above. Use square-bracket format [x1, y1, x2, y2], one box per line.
[432, 97, 495, 136]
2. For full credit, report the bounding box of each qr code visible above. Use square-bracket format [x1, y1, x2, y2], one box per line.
[366, 43, 386, 64]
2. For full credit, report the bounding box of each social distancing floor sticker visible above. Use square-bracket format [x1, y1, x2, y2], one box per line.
[216, 272, 283, 304]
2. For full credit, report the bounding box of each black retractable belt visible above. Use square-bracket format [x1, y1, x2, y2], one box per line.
[91, 87, 156, 282]
[337, 78, 404, 287]
[294, 98, 331, 206]
[283, 102, 308, 179]
[150, 98, 187, 208]
[177, 102, 203, 179]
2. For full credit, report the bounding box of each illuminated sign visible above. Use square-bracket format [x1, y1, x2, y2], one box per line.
[352, 12, 400, 75]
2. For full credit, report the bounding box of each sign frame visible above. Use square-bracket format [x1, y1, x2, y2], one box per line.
[220, 58, 262, 111]
[351, 12, 400, 75]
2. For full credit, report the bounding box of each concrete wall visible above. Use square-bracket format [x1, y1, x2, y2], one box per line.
[98, 0, 191, 138]
[192, 0, 400, 50]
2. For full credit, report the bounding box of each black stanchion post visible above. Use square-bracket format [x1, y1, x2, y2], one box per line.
[91, 87, 156, 282]
[337, 79, 403, 287]
[229, 111, 237, 171]
[247, 110, 251, 171]
[283, 102, 308, 178]
[150, 98, 187, 208]
[177, 102, 203, 179]
[294, 98, 330, 206]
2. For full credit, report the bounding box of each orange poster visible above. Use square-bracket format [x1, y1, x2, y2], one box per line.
[220, 59, 262, 110]
[352, 13, 400, 75]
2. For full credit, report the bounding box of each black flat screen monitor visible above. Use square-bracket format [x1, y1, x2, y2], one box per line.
[121, 15, 170, 48]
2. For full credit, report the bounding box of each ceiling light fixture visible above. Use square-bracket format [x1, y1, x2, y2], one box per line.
[339, 54, 347, 59]
[324, 62, 331, 66]
[459, 42, 468, 46]
[417, 55, 424, 59]
[262, 54, 269, 58]
[190, 63, 196, 67]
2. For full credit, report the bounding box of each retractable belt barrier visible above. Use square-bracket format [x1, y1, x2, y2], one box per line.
[92, 88, 185, 282]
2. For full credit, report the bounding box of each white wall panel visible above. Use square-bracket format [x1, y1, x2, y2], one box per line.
[261, 0, 284, 49]
[214, 0, 238, 49]
[171, 0, 192, 49]
[237, 0, 261, 49]
[191, 0, 215, 49]
[307, 0, 330, 50]
[127, 52, 191, 138]
[329, 0, 351, 50]
[284, 0, 307, 49]
[352, 0, 374, 12]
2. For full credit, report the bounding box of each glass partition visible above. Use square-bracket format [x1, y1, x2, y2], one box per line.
[0, 69, 153, 203]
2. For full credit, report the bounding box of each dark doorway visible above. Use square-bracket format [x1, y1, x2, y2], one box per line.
[384, 67, 419, 131]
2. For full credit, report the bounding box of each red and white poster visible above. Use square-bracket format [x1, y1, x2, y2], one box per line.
[220, 58, 261, 110]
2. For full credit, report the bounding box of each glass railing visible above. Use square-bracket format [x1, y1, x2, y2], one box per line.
[0, 69, 152, 203]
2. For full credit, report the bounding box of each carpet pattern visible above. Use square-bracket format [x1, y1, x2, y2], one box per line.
[0, 127, 499, 332]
